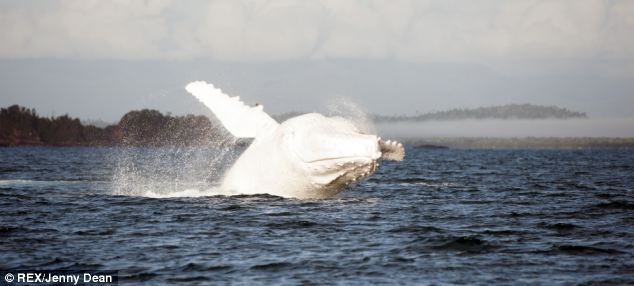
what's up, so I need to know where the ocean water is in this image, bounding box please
[1,146,633,285]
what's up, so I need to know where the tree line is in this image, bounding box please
[373,104,587,122]
[0,105,222,147]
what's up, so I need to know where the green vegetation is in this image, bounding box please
[0,105,219,147]
[117,109,221,147]
[0,105,117,146]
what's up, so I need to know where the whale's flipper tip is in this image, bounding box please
[185,80,279,139]
[380,139,405,161]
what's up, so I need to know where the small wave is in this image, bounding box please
[180,262,233,272]
[73,228,116,236]
[166,276,212,283]
[119,272,158,283]
[265,220,321,229]
[387,225,444,234]
[1,226,59,235]
[35,257,65,267]
[142,188,224,198]
[550,244,624,255]
[539,222,580,232]
[381,178,461,188]
[138,188,296,199]
[250,261,294,271]
[481,229,524,236]
[0,226,22,234]
[591,201,634,211]
[0,179,83,187]
[220,204,243,211]
[432,235,494,253]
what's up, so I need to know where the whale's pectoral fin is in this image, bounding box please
[186,81,279,138]
[379,139,405,161]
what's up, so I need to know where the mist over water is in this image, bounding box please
[377,118,634,138]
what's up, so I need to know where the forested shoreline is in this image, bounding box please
[0,105,222,147]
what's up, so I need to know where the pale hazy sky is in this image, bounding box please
[0,0,633,123]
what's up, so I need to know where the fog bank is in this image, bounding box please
[377,118,634,138]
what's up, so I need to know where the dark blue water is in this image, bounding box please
[1,147,633,285]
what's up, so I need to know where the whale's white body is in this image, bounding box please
[222,113,384,198]
[186,81,404,199]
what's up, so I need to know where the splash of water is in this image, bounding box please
[325,97,377,135]
[111,129,241,198]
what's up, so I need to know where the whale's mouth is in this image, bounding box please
[304,154,380,164]
[323,159,379,189]
[306,155,379,189]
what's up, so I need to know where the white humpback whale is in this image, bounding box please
[186,81,404,199]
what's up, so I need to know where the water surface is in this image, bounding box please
[1,147,633,285]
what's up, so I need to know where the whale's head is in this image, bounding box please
[280,113,382,195]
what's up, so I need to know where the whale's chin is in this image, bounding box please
[308,156,379,194]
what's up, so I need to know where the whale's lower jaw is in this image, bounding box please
[220,158,379,199]
[322,159,378,189]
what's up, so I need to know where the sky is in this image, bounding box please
[0,0,633,127]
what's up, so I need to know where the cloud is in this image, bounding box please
[197,0,327,60]
[0,0,173,58]
[0,0,633,65]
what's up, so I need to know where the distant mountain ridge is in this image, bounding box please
[274,104,587,123]
[373,104,587,122]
